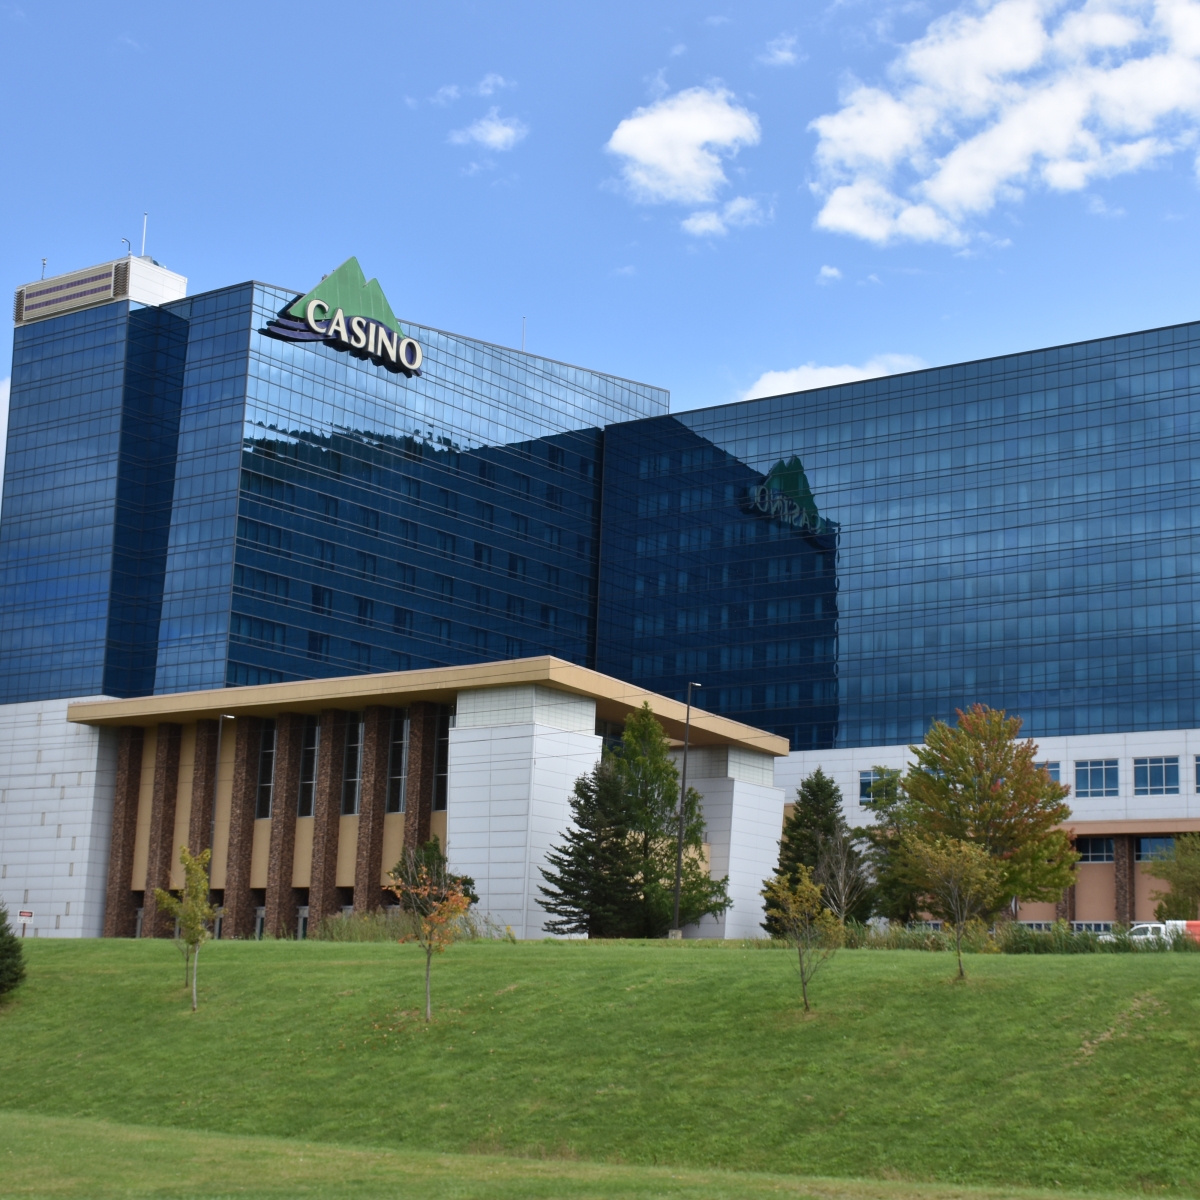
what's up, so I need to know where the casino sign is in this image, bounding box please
[264,257,422,372]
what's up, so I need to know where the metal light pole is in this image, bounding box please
[671,681,702,936]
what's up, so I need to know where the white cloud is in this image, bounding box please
[476,73,512,96]
[742,354,926,399]
[760,33,798,66]
[817,264,842,282]
[809,0,1200,245]
[606,86,761,204]
[670,43,687,57]
[0,378,9,516]
[431,84,460,106]
[705,15,730,26]
[681,195,767,236]
[449,108,529,152]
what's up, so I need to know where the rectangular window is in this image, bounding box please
[432,707,451,811]
[547,445,564,471]
[316,539,336,565]
[434,618,452,644]
[476,501,494,526]
[358,506,380,534]
[342,713,364,815]
[470,627,489,652]
[386,709,409,814]
[356,552,377,578]
[478,461,495,488]
[859,770,878,800]
[506,595,525,620]
[1136,836,1175,862]
[1075,759,1118,797]
[540,604,557,629]
[508,553,526,579]
[351,641,371,666]
[436,531,456,557]
[393,607,413,634]
[1135,756,1179,795]
[322,495,338,525]
[255,720,276,819]
[355,597,374,626]
[297,715,320,817]
[514,473,530,497]
[505,636,523,658]
[395,563,416,590]
[307,632,330,661]
[311,585,332,615]
[398,520,418,547]
[1035,761,1061,783]
[545,484,563,511]
[1076,836,1114,863]
[474,542,492,569]
[544,564,560,587]
[511,513,528,539]
[472,585,490,611]
[435,574,454,599]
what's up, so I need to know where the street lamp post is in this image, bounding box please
[670,681,702,937]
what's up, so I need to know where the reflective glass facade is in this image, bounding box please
[598,321,1200,747]
[0,281,665,702]
[4,275,1200,755]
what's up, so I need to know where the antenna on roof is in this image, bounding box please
[41,258,46,280]
[121,238,132,257]
[141,213,148,257]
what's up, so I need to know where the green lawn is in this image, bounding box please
[2,939,1199,1198]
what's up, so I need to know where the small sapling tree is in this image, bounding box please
[815,829,872,924]
[153,846,216,1011]
[0,905,26,999]
[388,845,472,1022]
[901,835,1001,979]
[762,865,843,1012]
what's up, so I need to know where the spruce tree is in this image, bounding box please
[778,767,847,880]
[539,757,642,936]
[0,905,26,999]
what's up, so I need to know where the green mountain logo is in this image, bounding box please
[765,457,819,523]
[746,456,835,535]
[286,257,405,337]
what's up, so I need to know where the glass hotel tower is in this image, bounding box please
[4,252,1200,935]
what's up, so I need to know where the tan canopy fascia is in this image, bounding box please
[67,655,789,757]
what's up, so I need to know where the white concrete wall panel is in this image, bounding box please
[455,686,595,734]
[445,723,601,939]
[0,697,117,937]
[778,729,1200,828]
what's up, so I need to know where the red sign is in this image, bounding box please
[17,910,33,922]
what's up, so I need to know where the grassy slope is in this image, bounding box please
[1,940,1199,1195]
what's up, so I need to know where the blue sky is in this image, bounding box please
[5,0,1200,425]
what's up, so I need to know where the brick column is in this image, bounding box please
[265,713,304,938]
[102,726,145,937]
[354,706,391,913]
[402,702,439,853]
[308,709,346,928]
[142,724,182,938]
[223,717,261,940]
[1114,834,1136,925]
[188,719,220,855]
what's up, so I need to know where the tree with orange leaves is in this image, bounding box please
[387,845,472,1022]
[900,704,1076,916]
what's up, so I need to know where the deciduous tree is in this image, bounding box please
[901,835,1001,979]
[761,866,843,1012]
[1145,833,1200,920]
[387,846,472,1021]
[858,766,923,924]
[153,846,216,1011]
[901,705,1075,912]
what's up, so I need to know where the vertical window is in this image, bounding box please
[307,632,330,661]
[393,607,413,634]
[311,585,332,614]
[255,720,276,819]
[1036,761,1061,783]
[859,770,878,800]
[355,597,374,625]
[1074,760,1118,797]
[386,709,409,814]
[297,715,320,817]
[1134,756,1179,795]
[432,707,452,812]
[342,712,364,815]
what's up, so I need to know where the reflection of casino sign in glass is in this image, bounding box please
[746,457,836,535]
[264,257,422,373]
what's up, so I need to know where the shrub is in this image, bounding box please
[0,905,27,998]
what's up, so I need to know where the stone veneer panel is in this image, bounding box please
[222,717,261,939]
[1114,833,1135,924]
[188,719,219,855]
[142,724,182,938]
[308,709,346,927]
[103,726,145,938]
[265,713,303,938]
[403,703,438,853]
[354,706,391,913]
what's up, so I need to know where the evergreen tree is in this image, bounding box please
[540,703,729,937]
[0,905,26,999]
[765,767,852,935]
[538,758,642,936]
